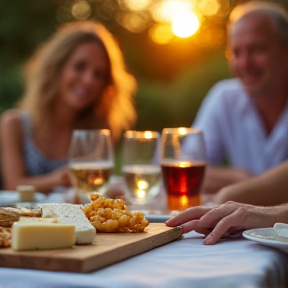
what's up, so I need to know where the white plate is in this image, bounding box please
[243,228,288,253]
[0,191,46,207]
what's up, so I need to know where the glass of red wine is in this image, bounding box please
[160,127,206,211]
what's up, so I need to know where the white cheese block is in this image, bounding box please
[273,223,288,237]
[19,217,58,223]
[41,203,96,244]
[12,222,75,251]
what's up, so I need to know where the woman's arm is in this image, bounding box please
[0,110,70,194]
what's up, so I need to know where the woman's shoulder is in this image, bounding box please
[0,109,23,131]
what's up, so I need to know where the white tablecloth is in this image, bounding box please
[1,231,288,288]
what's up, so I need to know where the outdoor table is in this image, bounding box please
[1,186,288,287]
[1,229,288,287]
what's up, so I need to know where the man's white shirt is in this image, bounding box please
[192,78,288,175]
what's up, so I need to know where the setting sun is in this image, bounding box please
[151,0,193,23]
[172,10,200,38]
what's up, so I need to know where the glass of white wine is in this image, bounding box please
[121,130,162,205]
[69,129,114,199]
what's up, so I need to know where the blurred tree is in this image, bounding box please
[0,0,287,126]
[1,0,287,175]
[135,51,230,132]
[0,0,58,112]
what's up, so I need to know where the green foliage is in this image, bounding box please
[0,0,58,111]
[0,66,23,113]
[135,51,230,132]
[1,0,284,129]
[0,0,285,177]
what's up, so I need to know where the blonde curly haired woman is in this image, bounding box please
[0,21,137,194]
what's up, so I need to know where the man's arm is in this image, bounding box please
[214,160,288,206]
[202,166,252,194]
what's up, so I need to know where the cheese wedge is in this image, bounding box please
[41,203,96,244]
[273,223,288,237]
[19,217,58,223]
[12,222,75,251]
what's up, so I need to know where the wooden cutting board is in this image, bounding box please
[0,223,182,273]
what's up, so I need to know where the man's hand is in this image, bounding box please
[165,201,282,245]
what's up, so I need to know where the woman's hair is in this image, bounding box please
[19,21,137,140]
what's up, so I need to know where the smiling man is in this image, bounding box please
[191,1,288,197]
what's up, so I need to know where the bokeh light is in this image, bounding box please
[116,12,148,33]
[136,189,146,199]
[197,0,219,16]
[57,0,230,46]
[172,11,200,38]
[148,24,174,44]
[178,127,188,135]
[151,0,193,23]
[180,195,188,205]
[123,0,152,11]
[137,180,149,190]
[115,0,228,44]
[71,0,91,20]
[144,131,153,139]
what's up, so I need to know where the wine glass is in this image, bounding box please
[121,130,162,205]
[160,127,206,211]
[68,129,114,200]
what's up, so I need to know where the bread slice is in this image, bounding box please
[0,207,41,227]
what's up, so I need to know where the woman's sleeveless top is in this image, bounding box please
[20,112,68,176]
